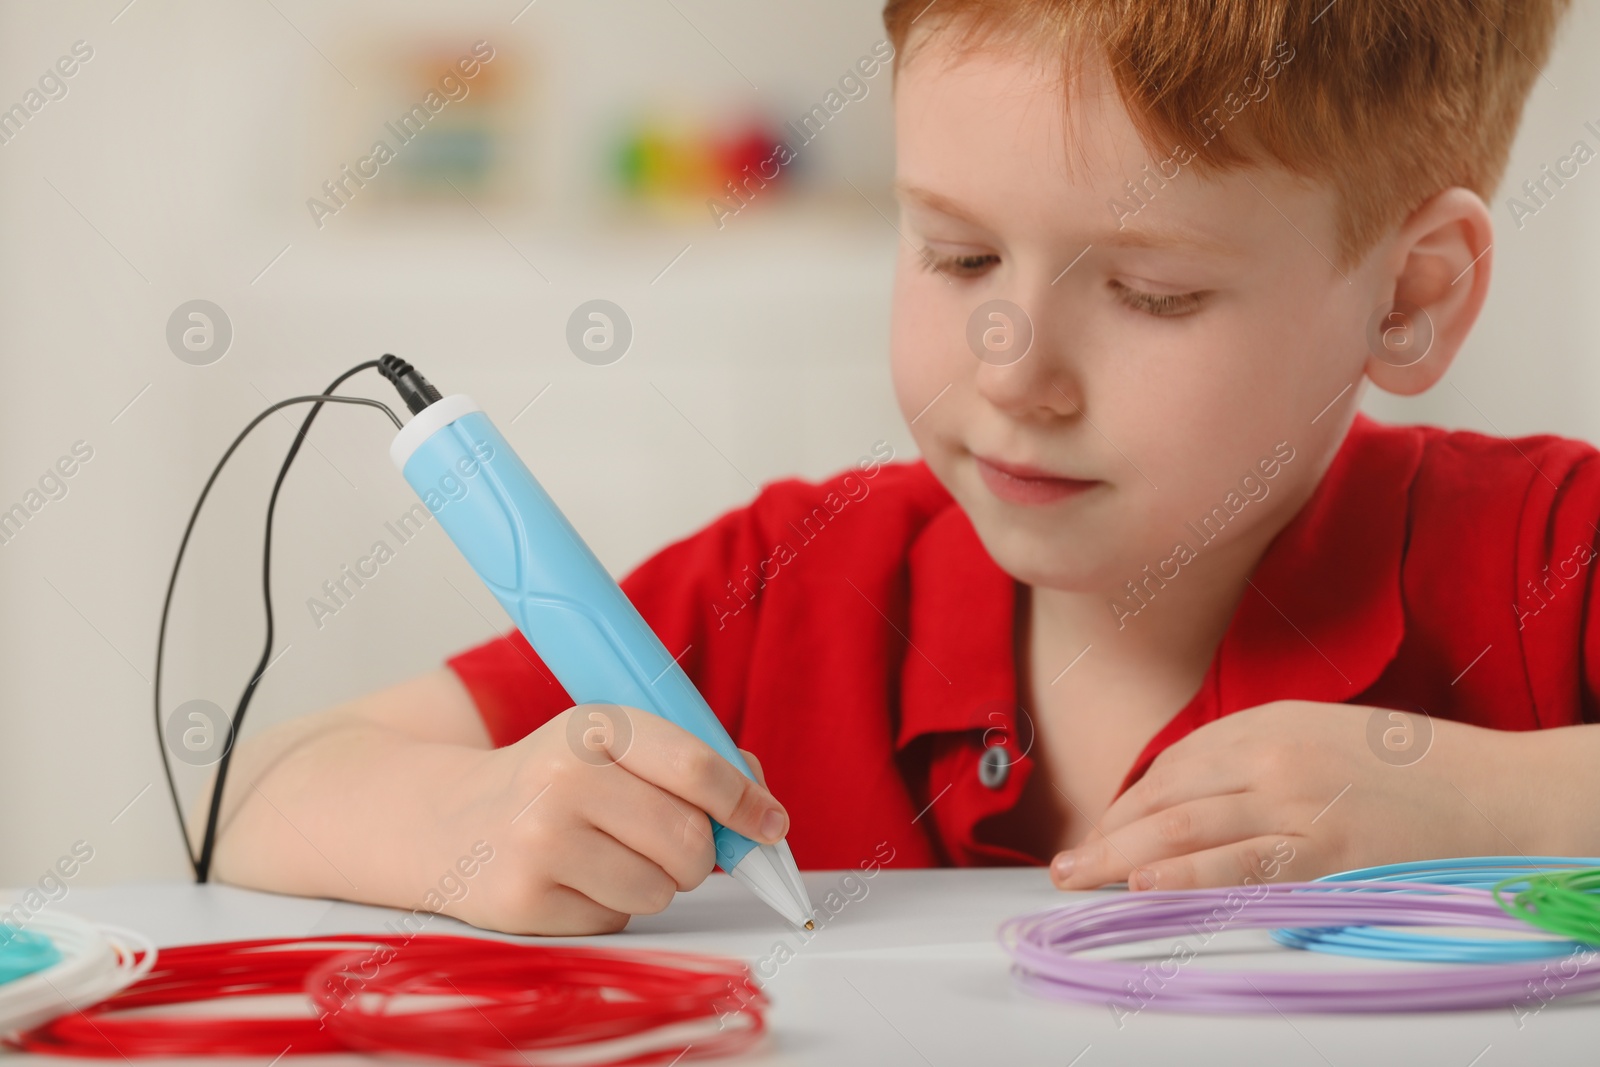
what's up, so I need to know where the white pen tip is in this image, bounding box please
[728,841,814,928]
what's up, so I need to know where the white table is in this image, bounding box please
[6,869,1598,1065]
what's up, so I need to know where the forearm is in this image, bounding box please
[1502,722,1600,857]
[200,706,493,912]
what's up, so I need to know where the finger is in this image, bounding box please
[740,749,767,789]
[1101,706,1305,835]
[1051,794,1273,890]
[582,765,716,891]
[1119,835,1304,893]
[580,704,788,844]
[516,884,631,936]
[1098,746,1251,837]
[556,827,680,917]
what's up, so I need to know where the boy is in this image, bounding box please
[205,0,1600,934]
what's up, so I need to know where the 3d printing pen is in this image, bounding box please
[383,362,815,929]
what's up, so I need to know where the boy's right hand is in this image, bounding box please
[456,703,790,935]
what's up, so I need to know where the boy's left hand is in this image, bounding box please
[1049,700,1533,892]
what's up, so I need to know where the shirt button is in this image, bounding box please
[977,744,1011,789]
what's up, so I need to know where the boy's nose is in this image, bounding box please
[968,298,1084,419]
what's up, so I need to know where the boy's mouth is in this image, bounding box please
[972,454,1099,506]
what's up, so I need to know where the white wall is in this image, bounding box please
[0,0,1596,888]
[0,0,904,886]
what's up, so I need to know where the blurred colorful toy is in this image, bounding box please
[613,113,795,213]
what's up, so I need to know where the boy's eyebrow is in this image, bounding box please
[892,180,987,226]
[1098,224,1242,257]
[893,179,1243,257]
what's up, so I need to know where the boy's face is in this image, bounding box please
[890,36,1384,594]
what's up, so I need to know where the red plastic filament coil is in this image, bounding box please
[11,932,767,1065]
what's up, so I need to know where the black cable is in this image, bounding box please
[377,353,443,415]
[155,364,401,882]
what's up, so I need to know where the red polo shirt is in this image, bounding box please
[445,414,1600,870]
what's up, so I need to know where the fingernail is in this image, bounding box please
[1051,853,1075,884]
[760,808,787,841]
[1131,869,1156,891]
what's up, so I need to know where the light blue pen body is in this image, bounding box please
[390,395,813,928]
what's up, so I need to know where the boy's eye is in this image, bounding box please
[917,247,999,277]
[913,250,1206,317]
[1111,280,1207,317]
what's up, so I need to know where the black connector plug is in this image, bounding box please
[377,354,443,415]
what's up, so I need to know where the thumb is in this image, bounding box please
[739,748,768,789]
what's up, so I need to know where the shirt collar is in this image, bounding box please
[896,483,1018,750]
[1216,414,1418,708]
[895,414,1421,751]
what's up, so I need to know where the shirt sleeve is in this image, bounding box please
[1513,438,1600,727]
[444,490,778,749]
[1570,459,1600,726]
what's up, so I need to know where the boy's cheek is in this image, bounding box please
[888,274,967,427]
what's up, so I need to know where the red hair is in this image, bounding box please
[882,0,1571,267]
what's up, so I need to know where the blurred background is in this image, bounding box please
[0,0,1596,888]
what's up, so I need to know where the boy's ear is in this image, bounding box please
[1363,187,1493,396]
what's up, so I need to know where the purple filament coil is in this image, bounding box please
[1000,881,1600,1013]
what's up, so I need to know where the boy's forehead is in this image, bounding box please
[895,35,1130,156]
[892,44,1151,192]
[892,41,1314,261]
